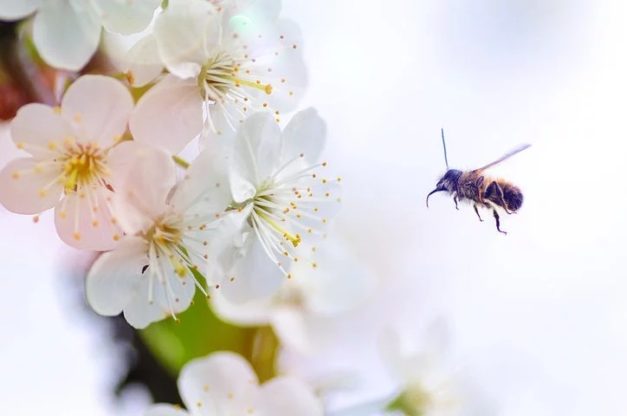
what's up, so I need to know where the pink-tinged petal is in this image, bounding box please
[86,236,147,316]
[0,157,63,214]
[123,261,195,329]
[230,112,281,202]
[178,352,258,413]
[61,75,134,147]
[94,0,160,35]
[130,75,203,154]
[106,140,159,190]
[281,108,326,165]
[170,144,232,216]
[110,144,176,235]
[124,34,164,87]
[217,229,285,303]
[0,0,41,20]
[33,0,101,70]
[153,0,215,79]
[144,404,189,416]
[259,377,323,416]
[10,103,73,158]
[54,188,122,251]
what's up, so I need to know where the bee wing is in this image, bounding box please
[473,144,531,172]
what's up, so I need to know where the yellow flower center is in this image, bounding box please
[61,141,107,192]
[146,217,188,277]
[199,52,272,102]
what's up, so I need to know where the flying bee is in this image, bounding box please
[426,129,530,234]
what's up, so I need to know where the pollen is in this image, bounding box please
[73,232,81,241]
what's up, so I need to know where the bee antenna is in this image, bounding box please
[440,128,450,170]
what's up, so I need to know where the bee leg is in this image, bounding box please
[453,194,460,210]
[492,182,512,214]
[473,204,483,221]
[492,208,507,234]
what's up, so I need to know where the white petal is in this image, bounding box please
[178,352,258,413]
[61,75,134,147]
[33,0,101,70]
[54,188,123,251]
[170,143,232,215]
[144,404,189,416]
[224,18,306,112]
[153,0,215,79]
[0,157,62,214]
[259,377,323,416]
[217,227,286,303]
[86,236,147,316]
[94,0,160,35]
[296,238,375,316]
[123,262,196,329]
[110,144,176,235]
[124,34,164,87]
[0,0,41,20]
[130,75,203,154]
[269,306,310,353]
[10,103,73,158]
[263,19,307,112]
[281,108,326,164]
[230,112,281,202]
[210,291,274,326]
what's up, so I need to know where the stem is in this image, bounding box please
[172,155,190,169]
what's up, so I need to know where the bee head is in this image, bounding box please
[426,169,461,207]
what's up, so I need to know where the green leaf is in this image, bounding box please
[140,278,280,383]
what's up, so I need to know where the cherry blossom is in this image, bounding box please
[0,75,139,250]
[207,108,341,303]
[86,144,231,328]
[144,351,323,416]
[211,236,375,353]
[128,0,306,153]
[0,0,160,71]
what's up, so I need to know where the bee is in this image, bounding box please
[426,129,530,234]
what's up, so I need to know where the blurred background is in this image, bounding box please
[3,0,627,414]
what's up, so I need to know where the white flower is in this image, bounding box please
[128,0,306,153]
[0,0,160,70]
[0,75,140,250]
[380,328,462,416]
[145,351,323,416]
[208,108,341,303]
[211,235,374,353]
[86,144,231,328]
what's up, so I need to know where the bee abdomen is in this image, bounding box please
[484,181,524,212]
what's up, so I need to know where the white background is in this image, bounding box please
[2,0,627,414]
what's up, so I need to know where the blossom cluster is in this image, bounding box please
[0,1,475,415]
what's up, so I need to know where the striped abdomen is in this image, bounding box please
[484,180,523,212]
